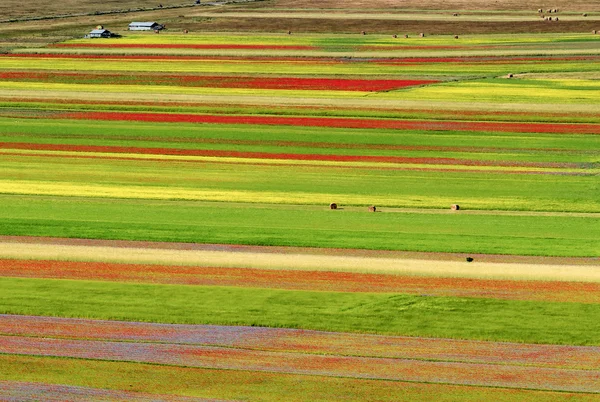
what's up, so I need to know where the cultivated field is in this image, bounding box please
[0,0,599,400]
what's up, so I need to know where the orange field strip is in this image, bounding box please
[1,259,599,303]
[3,315,599,371]
[1,319,599,392]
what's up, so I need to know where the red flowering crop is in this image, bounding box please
[54,111,600,134]
[0,71,438,91]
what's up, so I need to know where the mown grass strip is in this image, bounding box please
[0,196,598,256]
[1,277,600,345]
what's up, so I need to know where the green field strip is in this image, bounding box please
[0,196,597,256]
[2,100,600,123]
[0,118,596,161]
[2,277,600,345]
[2,356,595,402]
[4,55,600,77]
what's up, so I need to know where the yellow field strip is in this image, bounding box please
[0,241,598,282]
[2,180,597,212]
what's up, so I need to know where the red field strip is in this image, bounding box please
[1,260,598,303]
[3,315,600,371]
[0,71,438,91]
[0,381,211,402]
[1,334,598,392]
[52,43,319,50]
[53,111,600,134]
[0,141,581,169]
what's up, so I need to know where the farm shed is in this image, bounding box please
[129,22,164,31]
[86,29,114,38]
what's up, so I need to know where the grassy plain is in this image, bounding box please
[1,4,600,398]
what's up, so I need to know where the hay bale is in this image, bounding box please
[453,13,459,16]
[368,205,377,212]
[538,8,543,13]
[454,35,459,39]
[288,30,292,35]
[183,29,189,34]
[329,203,338,210]
[451,204,460,211]
[404,34,409,38]
[393,34,398,38]
[507,73,514,78]
[361,30,367,35]
[583,13,588,17]
[593,30,597,34]
[555,17,559,21]
[419,32,425,37]
[466,257,474,262]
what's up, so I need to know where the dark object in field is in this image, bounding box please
[466,257,474,262]
[393,34,397,38]
[361,31,367,35]
[451,204,460,211]
[507,73,514,78]
[594,30,597,34]
[288,30,292,34]
[454,35,459,39]
[330,203,338,210]
[453,13,459,17]
[554,17,559,21]
[183,29,189,34]
[404,34,409,38]
[368,205,376,212]
[583,13,588,17]
[538,8,543,13]
[419,32,425,37]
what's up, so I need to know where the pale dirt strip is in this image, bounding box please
[187,11,600,22]
[3,315,599,371]
[1,335,599,392]
[0,381,224,402]
[0,237,598,282]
